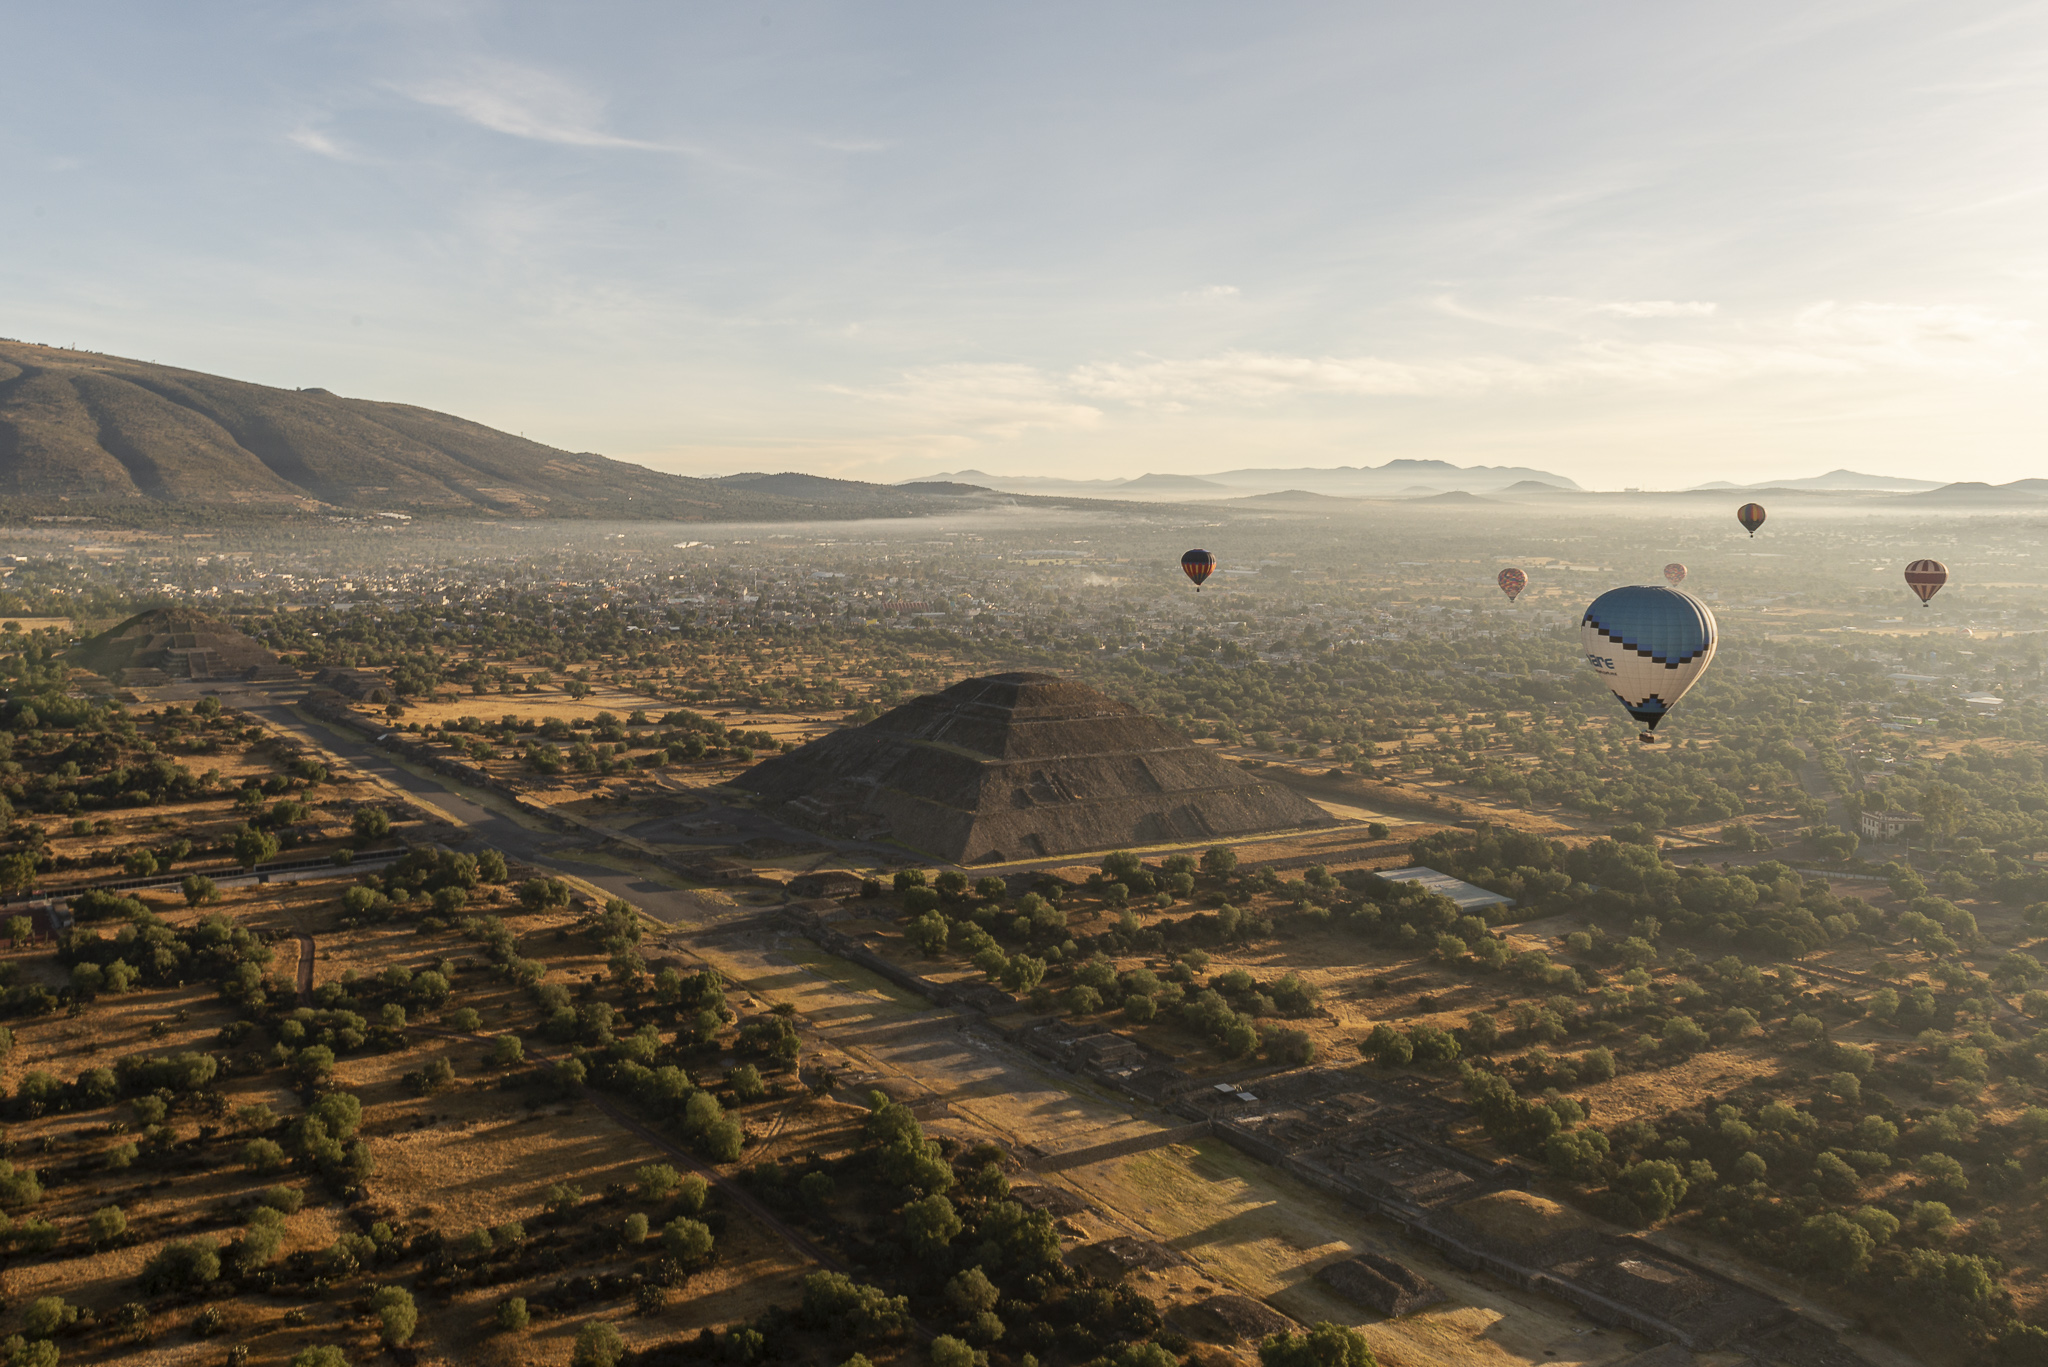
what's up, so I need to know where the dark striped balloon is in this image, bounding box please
[1905,559,1948,606]
[1736,503,1766,537]
[1181,549,1216,591]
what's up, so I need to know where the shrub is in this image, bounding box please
[662,1216,714,1263]
[572,1322,627,1367]
[637,1163,683,1202]
[496,1297,529,1333]
[930,1337,978,1367]
[372,1286,418,1345]
[799,1271,913,1341]
[290,1350,350,1367]
[22,1296,72,1338]
[87,1204,127,1245]
[139,1238,221,1294]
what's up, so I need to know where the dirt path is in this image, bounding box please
[295,933,315,1007]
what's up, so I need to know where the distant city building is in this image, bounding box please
[1860,809,1918,842]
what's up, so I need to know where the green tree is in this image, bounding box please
[1798,1212,1875,1276]
[180,874,218,907]
[231,824,280,869]
[351,806,392,844]
[1612,1159,1689,1224]
[1259,1322,1377,1367]
[496,1297,530,1332]
[903,1193,963,1258]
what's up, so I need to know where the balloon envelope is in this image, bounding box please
[1581,586,1718,735]
[1737,503,1766,536]
[1497,567,1527,602]
[1664,563,1687,585]
[1180,549,1216,590]
[1905,559,1948,606]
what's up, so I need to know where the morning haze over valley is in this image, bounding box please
[2,8,2047,1367]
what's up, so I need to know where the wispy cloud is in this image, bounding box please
[845,302,2037,439]
[287,127,358,161]
[1181,284,1240,302]
[815,137,892,153]
[398,59,681,151]
[1595,299,1719,318]
[832,364,1104,440]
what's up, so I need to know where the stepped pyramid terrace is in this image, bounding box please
[736,671,1332,863]
[64,608,297,687]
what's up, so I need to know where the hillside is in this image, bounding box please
[0,341,983,522]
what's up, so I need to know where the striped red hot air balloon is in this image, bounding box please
[1736,503,1766,537]
[1664,563,1687,585]
[1181,549,1216,591]
[1905,559,1948,607]
[1498,567,1527,602]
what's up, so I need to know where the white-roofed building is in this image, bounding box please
[1375,867,1514,915]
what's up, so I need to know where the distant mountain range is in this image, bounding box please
[8,341,2033,520]
[1689,469,1944,492]
[908,459,1582,498]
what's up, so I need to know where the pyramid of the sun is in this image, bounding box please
[66,608,297,687]
[735,671,1333,863]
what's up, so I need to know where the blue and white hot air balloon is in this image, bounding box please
[1580,585,1718,743]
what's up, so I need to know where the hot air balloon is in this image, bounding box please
[1664,563,1687,585]
[1581,585,1718,743]
[1736,503,1766,537]
[1498,567,1528,603]
[1180,549,1216,592]
[1904,559,1948,607]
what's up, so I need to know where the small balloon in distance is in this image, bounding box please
[1180,549,1216,591]
[1664,563,1687,585]
[1497,567,1527,602]
[1904,559,1947,607]
[1737,503,1766,537]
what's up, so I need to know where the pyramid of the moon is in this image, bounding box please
[66,608,297,687]
[735,672,1334,863]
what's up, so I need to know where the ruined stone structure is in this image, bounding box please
[1314,1251,1444,1316]
[1182,1069,1823,1356]
[735,671,1332,862]
[309,666,393,703]
[66,608,297,687]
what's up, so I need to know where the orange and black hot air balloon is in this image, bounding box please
[1905,559,1948,607]
[1736,503,1766,537]
[1181,549,1216,592]
[1497,567,1527,602]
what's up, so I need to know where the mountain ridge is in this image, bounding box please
[0,341,1045,523]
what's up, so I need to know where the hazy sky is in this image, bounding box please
[6,3,2047,488]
